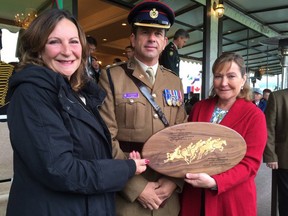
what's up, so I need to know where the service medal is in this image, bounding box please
[171,90,176,106]
[177,90,183,106]
[164,89,172,106]
[173,90,181,106]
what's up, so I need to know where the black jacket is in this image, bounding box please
[7,65,136,216]
[159,42,180,76]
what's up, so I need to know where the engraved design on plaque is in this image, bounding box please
[164,137,227,164]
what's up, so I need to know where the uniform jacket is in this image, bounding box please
[99,59,187,216]
[159,42,180,76]
[252,98,267,112]
[181,97,267,216]
[6,65,136,216]
[263,89,288,169]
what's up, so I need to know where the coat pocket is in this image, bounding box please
[115,95,146,129]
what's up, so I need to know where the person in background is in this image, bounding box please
[98,1,187,216]
[252,87,267,112]
[91,53,102,83]
[184,92,199,114]
[113,58,123,64]
[86,35,97,54]
[86,35,97,79]
[181,52,267,216]
[6,9,147,216]
[263,88,271,101]
[159,28,190,76]
[263,88,288,216]
[125,45,135,60]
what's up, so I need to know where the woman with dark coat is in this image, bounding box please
[6,9,147,216]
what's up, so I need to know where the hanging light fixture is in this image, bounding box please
[259,66,269,74]
[14,9,38,29]
[213,0,225,18]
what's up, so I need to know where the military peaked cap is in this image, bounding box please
[128,0,175,29]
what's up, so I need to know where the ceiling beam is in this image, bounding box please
[175,3,201,17]
[0,18,14,26]
[192,0,281,38]
[224,4,280,38]
[266,20,288,25]
[248,6,288,14]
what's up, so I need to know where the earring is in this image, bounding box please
[241,86,243,90]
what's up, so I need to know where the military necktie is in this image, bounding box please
[146,67,155,84]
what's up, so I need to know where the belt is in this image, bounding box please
[119,141,144,153]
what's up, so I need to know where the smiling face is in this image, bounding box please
[130,27,167,65]
[41,18,82,79]
[213,61,247,105]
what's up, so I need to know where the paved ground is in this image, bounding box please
[256,162,275,216]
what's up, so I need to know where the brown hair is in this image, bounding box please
[209,52,251,101]
[263,88,272,94]
[17,9,87,92]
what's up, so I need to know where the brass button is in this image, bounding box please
[129,99,134,104]
[153,113,159,119]
[152,93,157,98]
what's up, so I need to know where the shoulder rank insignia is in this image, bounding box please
[105,61,125,70]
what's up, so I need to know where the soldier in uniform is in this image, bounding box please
[159,29,190,76]
[98,0,187,216]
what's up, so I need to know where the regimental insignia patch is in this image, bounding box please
[150,8,158,19]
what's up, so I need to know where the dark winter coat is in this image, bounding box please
[6,65,136,216]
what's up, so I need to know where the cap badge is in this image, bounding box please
[149,8,159,19]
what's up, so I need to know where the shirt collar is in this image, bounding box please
[134,57,158,76]
[172,41,178,50]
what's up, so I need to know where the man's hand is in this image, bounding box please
[137,182,161,210]
[266,162,278,169]
[155,178,177,206]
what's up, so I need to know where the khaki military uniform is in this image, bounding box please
[99,59,187,216]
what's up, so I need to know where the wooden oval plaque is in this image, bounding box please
[142,122,246,178]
